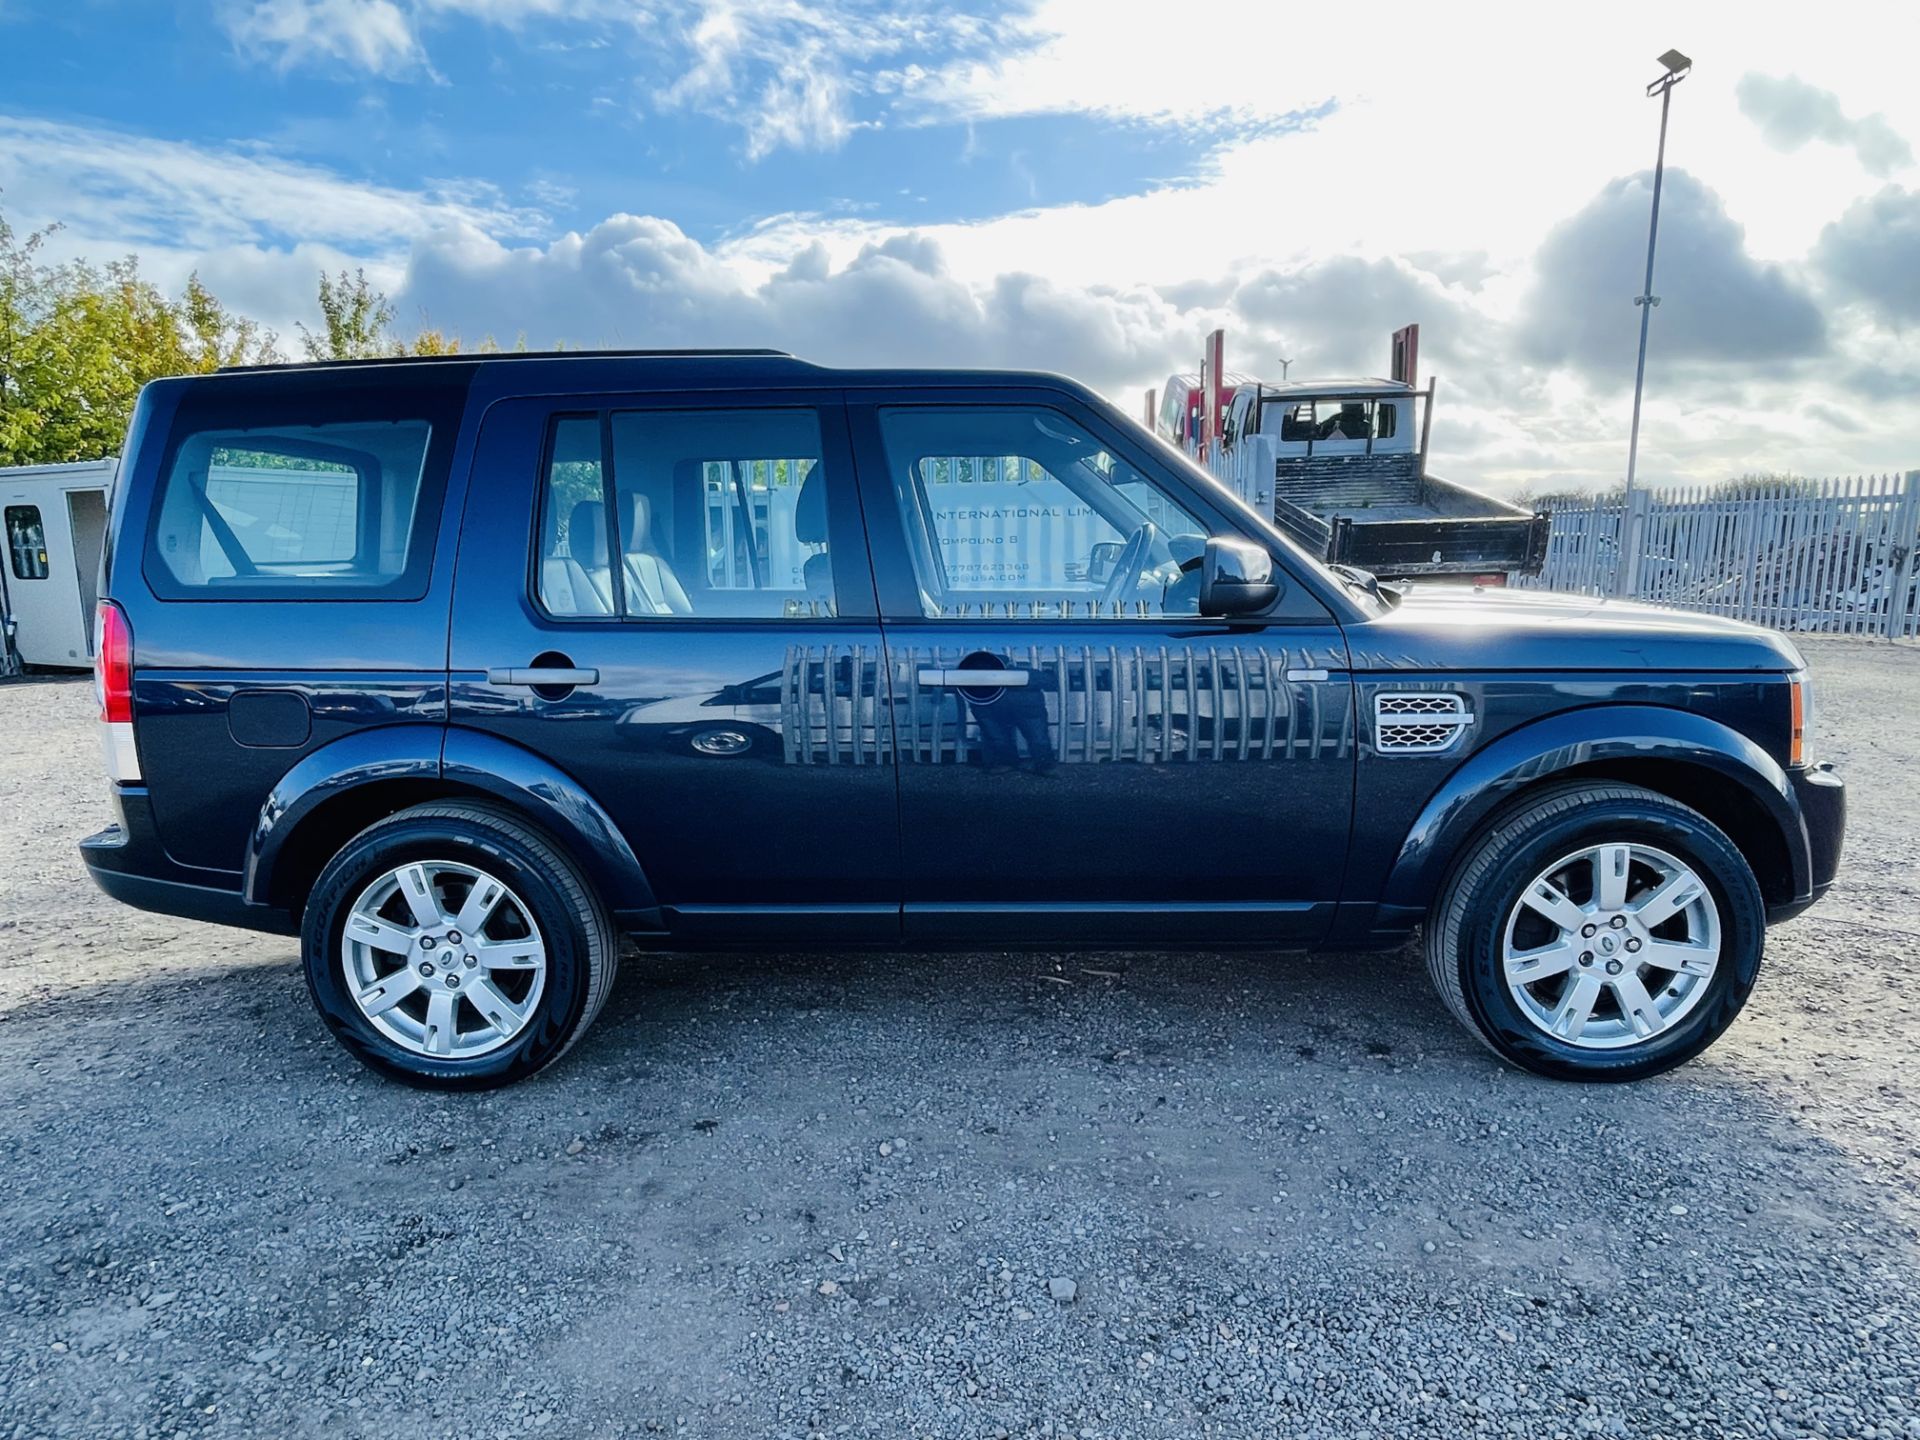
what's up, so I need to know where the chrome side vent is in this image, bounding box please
[1374,692,1473,753]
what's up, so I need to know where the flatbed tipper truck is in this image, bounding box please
[1202,376,1549,583]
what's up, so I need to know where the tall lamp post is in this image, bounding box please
[1620,47,1691,594]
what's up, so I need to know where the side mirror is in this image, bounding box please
[1199,536,1279,617]
[1085,540,1122,584]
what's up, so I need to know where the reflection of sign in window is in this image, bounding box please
[921,459,1104,589]
[5,505,49,580]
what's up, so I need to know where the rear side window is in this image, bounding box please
[535,408,836,620]
[5,506,48,580]
[147,419,434,596]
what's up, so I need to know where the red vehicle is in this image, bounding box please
[1155,369,1256,458]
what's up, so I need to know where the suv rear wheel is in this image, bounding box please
[301,802,618,1089]
[1426,782,1764,1081]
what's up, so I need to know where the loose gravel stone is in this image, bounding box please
[2,642,1918,1440]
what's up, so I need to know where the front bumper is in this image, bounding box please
[1772,762,1845,924]
[80,785,297,936]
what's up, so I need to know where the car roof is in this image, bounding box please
[184,351,1125,410]
[216,348,795,374]
[211,349,1085,391]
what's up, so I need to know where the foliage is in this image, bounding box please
[1517,473,1822,509]
[300,266,522,361]
[0,203,281,466]
[1514,481,1626,508]
[0,199,532,467]
[299,269,395,361]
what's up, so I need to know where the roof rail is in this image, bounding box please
[217,347,795,374]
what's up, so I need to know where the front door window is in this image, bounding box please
[874,406,1210,619]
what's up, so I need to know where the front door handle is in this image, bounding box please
[917,669,1029,687]
[488,666,600,687]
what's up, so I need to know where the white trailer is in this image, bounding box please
[2,459,116,672]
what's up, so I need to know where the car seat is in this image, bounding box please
[795,464,831,609]
[623,492,693,616]
[542,500,615,614]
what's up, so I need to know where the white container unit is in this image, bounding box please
[2,459,117,671]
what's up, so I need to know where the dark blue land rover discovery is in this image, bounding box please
[79,350,1845,1089]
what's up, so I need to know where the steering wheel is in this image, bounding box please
[1098,521,1159,612]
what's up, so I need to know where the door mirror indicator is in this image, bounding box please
[1199,537,1279,617]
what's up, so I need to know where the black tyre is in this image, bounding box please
[301,801,618,1089]
[1426,782,1765,1081]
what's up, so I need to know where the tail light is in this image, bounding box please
[96,601,132,723]
[95,601,140,781]
[1471,573,1509,588]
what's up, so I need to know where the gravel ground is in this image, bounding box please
[2,638,1918,1440]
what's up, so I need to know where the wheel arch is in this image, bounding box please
[1381,705,1809,917]
[245,725,660,928]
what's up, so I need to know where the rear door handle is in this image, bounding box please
[488,666,600,687]
[917,669,1029,687]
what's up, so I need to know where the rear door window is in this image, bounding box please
[147,418,435,597]
[535,407,837,620]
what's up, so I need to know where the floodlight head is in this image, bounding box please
[1658,49,1691,75]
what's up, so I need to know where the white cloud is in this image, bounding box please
[396,215,1197,394]
[1737,73,1913,178]
[0,115,548,332]
[1520,170,1826,376]
[20,0,1920,492]
[226,0,424,76]
[1816,186,1920,326]
[0,116,545,253]
[220,0,1006,160]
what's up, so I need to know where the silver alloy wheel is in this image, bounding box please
[1501,842,1721,1050]
[341,860,547,1060]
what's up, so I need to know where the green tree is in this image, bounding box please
[300,267,396,360]
[0,205,282,466]
[0,199,553,466]
[298,269,519,359]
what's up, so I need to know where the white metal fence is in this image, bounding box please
[1518,473,1920,639]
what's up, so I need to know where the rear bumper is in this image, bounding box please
[80,785,296,936]
[1770,762,1846,924]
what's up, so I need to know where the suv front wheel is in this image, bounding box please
[1426,782,1765,1081]
[301,802,618,1089]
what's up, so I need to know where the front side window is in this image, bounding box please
[876,406,1211,619]
[536,408,834,619]
[5,506,48,580]
[148,420,432,593]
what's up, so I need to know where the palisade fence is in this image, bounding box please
[1517,472,1920,639]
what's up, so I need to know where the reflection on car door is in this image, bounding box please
[847,389,1357,947]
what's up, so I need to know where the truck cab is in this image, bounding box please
[1155,369,1257,457]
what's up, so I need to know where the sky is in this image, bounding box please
[1,0,1917,494]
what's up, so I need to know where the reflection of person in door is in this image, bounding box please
[970,684,1056,773]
